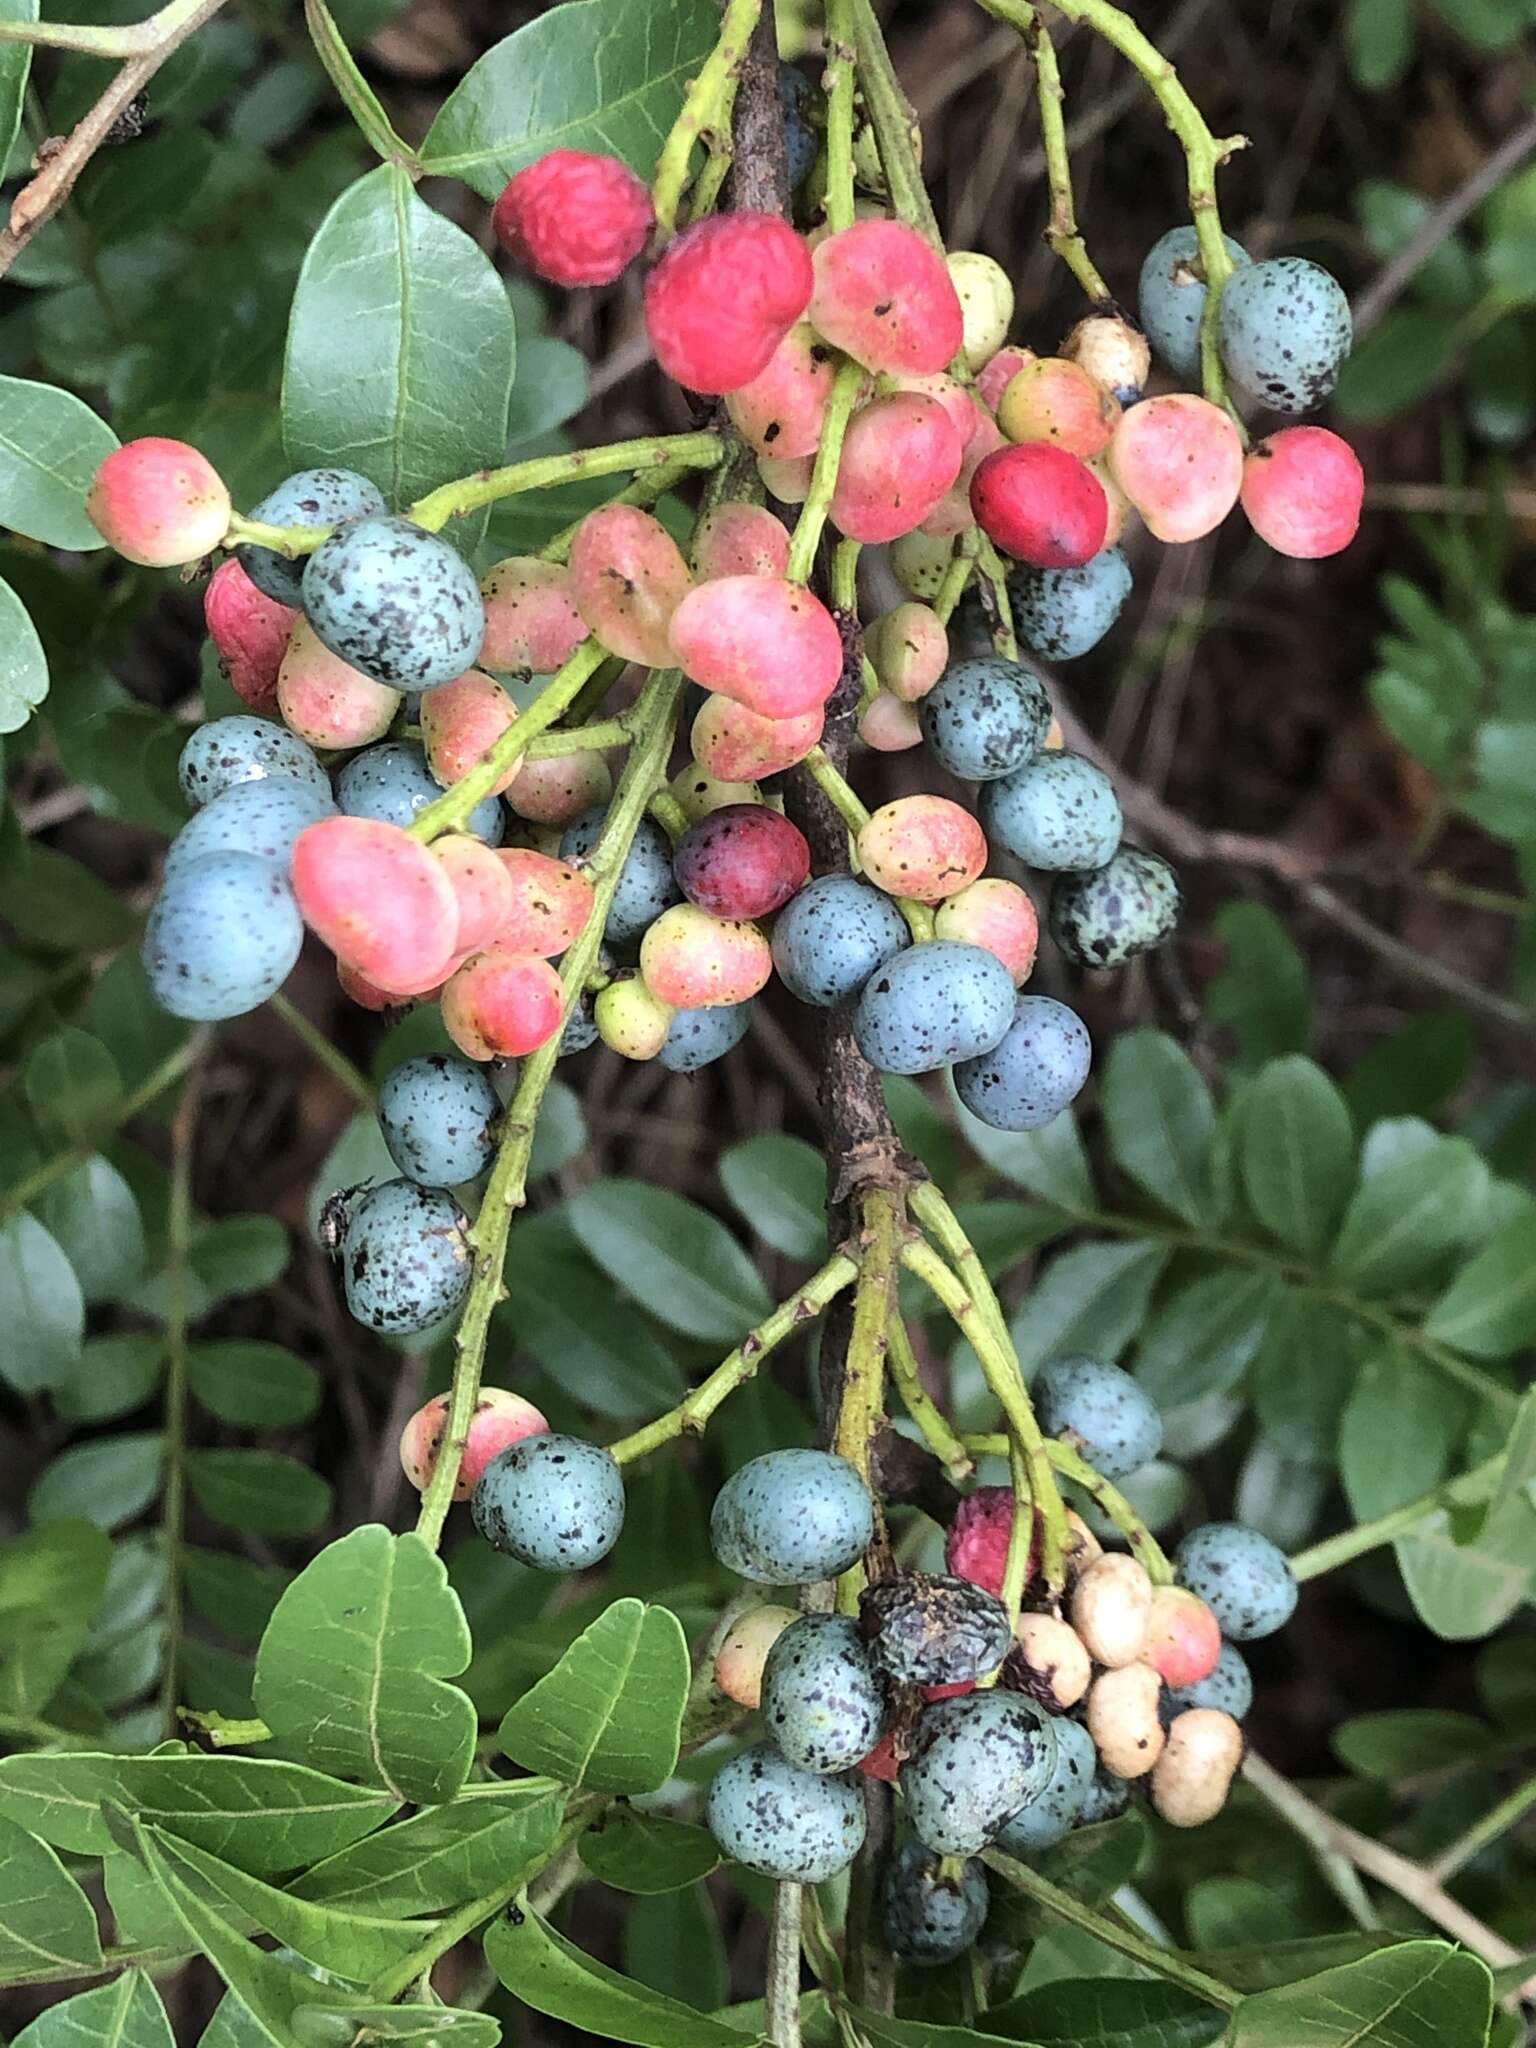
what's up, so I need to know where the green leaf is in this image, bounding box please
[1133,1271,1282,1407]
[12,1970,172,2048]
[0,1813,103,1976]
[622,1886,728,2012]
[485,1905,752,2048]
[529,1078,588,1179]
[254,1526,476,1805]
[719,1135,826,1260]
[987,1977,1226,2046]
[1343,1013,1474,1126]
[0,1751,395,1870]
[1339,1344,1467,1522]
[580,1807,719,1894]
[0,1520,111,1715]
[1227,1938,1491,2048]
[1249,1298,1354,1467]
[1329,1134,1487,1295]
[0,376,118,552]
[1333,1709,1490,1781]
[498,1598,688,1795]
[421,0,719,199]
[282,164,516,510]
[1008,1241,1168,1376]
[1424,1212,1536,1357]
[183,1549,290,1645]
[294,1780,565,1915]
[1345,0,1415,90]
[948,1074,1093,1210]
[0,0,37,174]
[1205,901,1311,1067]
[1101,1032,1225,1227]
[24,1029,123,1148]
[0,1211,84,1391]
[34,1157,146,1304]
[567,1181,771,1342]
[501,1216,683,1419]
[1334,309,1456,422]
[188,1341,321,1428]
[1239,1057,1355,1256]
[185,1449,331,1537]
[30,1433,163,1531]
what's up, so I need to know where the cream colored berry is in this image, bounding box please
[1070,1552,1152,1668]
[947,251,1015,370]
[1150,1706,1243,1826]
[1087,1661,1165,1779]
[714,1604,799,1709]
[1014,1612,1091,1709]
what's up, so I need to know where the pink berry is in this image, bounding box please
[494,847,596,956]
[420,670,521,795]
[693,502,792,581]
[1087,453,1134,547]
[492,149,654,288]
[970,442,1108,568]
[829,392,964,544]
[442,946,564,1059]
[998,356,1120,459]
[568,505,692,668]
[277,618,401,749]
[808,220,964,375]
[934,877,1038,983]
[204,558,294,713]
[669,576,843,718]
[922,400,1004,537]
[337,957,409,1011]
[400,1387,550,1498]
[945,1485,1038,1599]
[434,834,515,955]
[757,453,815,504]
[1108,394,1243,544]
[856,794,988,903]
[639,903,773,1008]
[881,371,977,448]
[645,213,814,394]
[1239,425,1363,559]
[724,321,838,458]
[87,437,230,566]
[674,804,810,919]
[595,974,674,1060]
[976,344,1036,413]
[867,602,949,702]
[1143,1586,1223,1689]
[505,750,613,825]
[479,557,587,674]
[291,816,459,990]
[859,689,923,751]
[691,694,823,781]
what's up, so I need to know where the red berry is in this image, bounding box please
[420,670,521,795]
[1240,425,1363,559]
[934,877,1039,984]
[291,816,459,991]
[639,903,772,1009]
[945,1485,1038,1598]
[1143,1586,1223,1689]
[204,558,295,713]
[442,946,564,1059]
[808,220,964,375]
[867,602,949,702]
[970,442,1108,568]
[691,694,823,781]
[674,804,810,919]
[569,504,693,668]
[858,689,923,752]
[645,213,814,394]
[492,149,654,288]
[693,502,792,581]
[669,575,843,718]
[400,1388,550,1499]
[724,321,838,458]
[480,557,587,674]
[87,436,230,566]
[923,399,1004,537]
[277,618,400,748]
[829,392,964,544]
[1108,394,1242,544]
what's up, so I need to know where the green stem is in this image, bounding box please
[787,359,864,581]
[0,0,209,54]
[1017,6,1111,300]
[973,534,1019,660]
[966,1432,1171,1581]
[650,0,763,232]
[833,1189,902,1611]
[268,992,373,1105]
[932,549,975,627]
[887,1314,973,1482]
[302,0,410,163]
[823,0,857,235]
[1429,1774,1536,1882]
[649,790,690,841]
[158,1060,203,1737]
[846,0,942,245]
[542,462,700,565]
[1288,1446,1507,1581]
[802,744,870,832]
[524,716,631,759]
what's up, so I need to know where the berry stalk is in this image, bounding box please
[650,0,764,234]
[887,1313,974,1483]
[831,1187,903,1612]
[1017,6,1112,303]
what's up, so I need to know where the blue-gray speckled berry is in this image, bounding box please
[337,741,503,845]
[706,1742,866,1881]
[982,751,1122,872]
[143,850,303,1021]
[471,1432,625,1571]
[901,1692,1059,1855]
[1049,847,1180,969]
[163,773,335,881]
[179,716,329,810]
[378,1054,500,1187]
[918,657,1052,783]
[994,1714,1096,1853]
[1167,1642,1253,1721]
[341,1178,471,1336]
[1036,1354,1163,1480]
[771,874,909,1008]
[860,1574,1011,1689]
[1076,1766,1131,1825]
[779,64,817,191]
[1175,1522,1297,1641]
[883,1840,988,1964]
[1010,549,1132,662]
[1217,256,1352,415]
[302,515,485,692]
[853,939,1015,1076]
[659,1000,752,1073]
[238,467,388,606]
[761,1614,886,1774]
[560,806,679,947]
[954,993,1091,1133]
[560,992,599,1054]
[1138,226,1251,382]
[711,1448,874,1586]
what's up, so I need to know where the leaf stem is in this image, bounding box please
[786,360,865,582]
[845,0,942,245]
[158,1056,204,1737]
[887,1314,973,1482]
[0,0,209,56]
[650,0,763,233]
[302,0,411,164]
[268,992,373,1105]
[1287,1445,1508,1581]
[823,0,858,236]
[1429,1773,1536,1882]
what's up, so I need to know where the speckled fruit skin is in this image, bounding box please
[594,974,674,1060]
[493,848,595,957]
[971,443,1108,569]
[143,851,302,1021]
[711,1448,874,1585]
[276,617,402,750]
[420,671,520,795]
[239,467,387,605]
[706,1743,866,1882]
[442,947,564,1060]
[918,656,1052,783]
[1218,255,1352,414]
[645,213,814,394]
[1240,426,1363,558]
[854,940,1015,1076]
[779,62,816,187]
[179,715,329,810]
[724,321,838,459]
[883,1840,989,1964]
[1175,1522,1297,1641]
[714,1604,798,1708]
[691,695,822,781]
[945,1486,1037,1599]
[560,806,679,946]
[947,249,1014,370]
[809,220,964,375]
[1009,547,1132,661]
[668,576,843,719]
[829,393,964,544]
[436,835,513,954]
[639,903,772,1010]
[982,750,1122,872]
[1144,1587,1223,1688]
[1050,846,1181,969]
[1087,453,1134,547]
[868,602,949,702]
[87,437,230,566]
[1038,1354,1163,1479]
[399,1387,549,1499]
[471,1432,625,1570]
[479,557,587,674]
[658,999,752,1072]
[860,691,923,751]
[761,1614,887,1774]
[994,1714,1096,1852]
[880,370,976,449]
[1078,1767,1132,1824]
[693,501,793,581]
[338,742,503,845]
[342,1179,471,1335]
[163,774,335,883]
[204,559,295,713]
[901,1692,1058,1855]
[1071,1553,1153,1670]
[889,529,953,599]
[1168,1641,1253,1720]
[378,1053,501,1186]
[861,1574,1011,1688]
[1137,226,1251,382]
[954,992,1092,1133]
[291,815,460,992]
[670,762,763,822]
[771,874,909,1008]
[1108,393,1243,545]
[998,356,1120,460]
[559,992,599,1054]
[302,516,485,693]
[1062,313,1152,405]
[568,505,693,669]
[674,804,809,919]
[933,878,1039,985]
[1151,1706,1243,1827]
[492,148,654,287]
[506,750,612,827]
[857,795,989,903]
